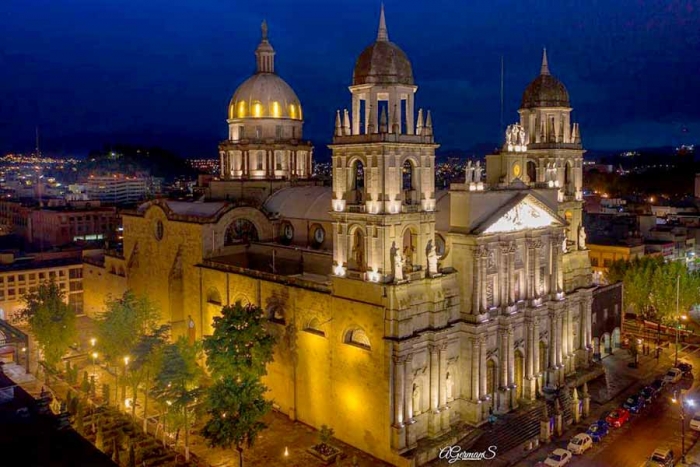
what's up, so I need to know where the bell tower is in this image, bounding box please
[330,6,439,283]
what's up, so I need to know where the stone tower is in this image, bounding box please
[330,5,438,282]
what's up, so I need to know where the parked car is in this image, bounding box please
[640,386,656,403]
[678,362,693,377]
[664,368,683,384]
[544,448,573,467]
[651,379,665,394]
[623,394,645,414]
[644,447,674,467]
[690,412,700,432]
[567,433,593,455]
[586,420,609,442]
[605,408,630,428]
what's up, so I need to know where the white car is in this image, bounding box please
[690,412,700,432]
[664,368,682,384]
[567,433,593,455]
[544,448,573,466]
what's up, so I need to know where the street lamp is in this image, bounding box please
[91,352,98,380]
[672,390,691,463]
[122,356,130,402]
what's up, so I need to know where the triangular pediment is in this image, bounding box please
[479,194,563,235]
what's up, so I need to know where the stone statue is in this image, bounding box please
[519,126,527,146]
[578,226,587,249]
[505,125,514,146]
[427,240,438,275]
[412,383,421,414]
[403,244,414,270]
[465,160,474,183]
[474,160,483,182]
[394,249,405,282]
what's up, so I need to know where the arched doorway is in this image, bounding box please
[350,159,365,204]
[612,328,621,349]
[486,359,497,400]
[514,350,524,400]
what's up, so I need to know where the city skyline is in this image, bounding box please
[2,0,699,157]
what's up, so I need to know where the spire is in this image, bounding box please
[377,4,389,42]
[425,110,433,136]
[255,20,276,73]
[416,109,424,135]
[379,106,388,133]
[540,48,550,75]
[391,104,400,134]
[335,110,342,136]
[367,103,376,134]
[343,109,351,135]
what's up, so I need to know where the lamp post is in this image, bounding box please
[122,356,130,405]
[672,390,693,463]
[91,352,98,380]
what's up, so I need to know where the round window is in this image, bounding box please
[154,220,164,241]
[312,226,325,248]
[280,222,294,245]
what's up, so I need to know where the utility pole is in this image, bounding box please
[675,274,680,367]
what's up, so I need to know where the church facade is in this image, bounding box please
[84,8,595,466]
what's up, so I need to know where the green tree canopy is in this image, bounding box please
[96,291,160,365]
[21,281,77,369]
[201,302,276,467]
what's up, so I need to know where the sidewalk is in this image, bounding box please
[500,349,675,466]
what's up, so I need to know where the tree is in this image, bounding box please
[649,261,700,325]
[126,325,169,430]
[96,291,160,366]
[153,337,206,461]
[201,302,277,467]
[200,377,270,467]
[21,281,77,369]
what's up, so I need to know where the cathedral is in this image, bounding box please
[84,7,595,466]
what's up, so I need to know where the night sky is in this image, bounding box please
[2,0,699,158]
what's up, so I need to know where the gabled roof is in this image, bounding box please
[473,192,565,235]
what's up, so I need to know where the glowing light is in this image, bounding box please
[689,399,696,407]
[21,347,26,352]
[124,356,130,366]
[289,104,297,119]
[284,447,289,457]
[92,352,98,360]
[483,198,559,234]
[90,338,96,347]
[125,398,132,408]
[237,101,246,118]
[334,265,346,277]
[367,269,380,282]
[332,199,345,212]
[271,101,281,118]
[682,315,688,321]
[253,102,262,118]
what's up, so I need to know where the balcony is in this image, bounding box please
[346,204,366,213]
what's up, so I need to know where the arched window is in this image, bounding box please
[304,317,325,337]
[225,219,259,245]
[351,160,364,204]
[402,160,414,191]
[268,304,285,324]
[345,328,371,350]
[256,151,264,170]
[527,161,537,184]
[350,228,365,271]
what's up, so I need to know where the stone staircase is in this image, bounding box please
[469,402,546,455]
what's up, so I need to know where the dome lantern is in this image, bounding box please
[520,49,570,109]
[255,20,275,74]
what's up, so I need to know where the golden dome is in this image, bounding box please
[227,20,303,121]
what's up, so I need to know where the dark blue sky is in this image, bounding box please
[2,0,699,158]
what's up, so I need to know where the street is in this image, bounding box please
[569,344,700,467]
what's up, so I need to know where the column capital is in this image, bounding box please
[393,354,408,364]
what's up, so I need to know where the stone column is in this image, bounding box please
[533,317,540,376]
[222,152,230,180]
[243,150,249,178]
[406,93,415,135]
[471,338,480,401]
[550,238,559,295]
[526,241,535,299]
[479,336,487,399]
[404,355,414,423]
[508,245,516,304]
[500,244,508,307]
[534,244,542,297]
[428,345,441,436]
[393,355,405,428]
[499,329,508,389]
[481,255,489,312]
[472,247,482,314]
[507,328,515,387]
[439,344,450,430]
[352,93,360,135]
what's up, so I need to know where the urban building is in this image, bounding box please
[587,240,645,284]
[590,282,623,360]
[83,10,596,466]
[84,175,160,204]
[0,251,85,322]
[29,205,119,248]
